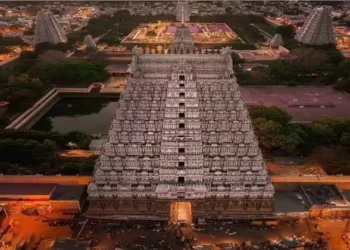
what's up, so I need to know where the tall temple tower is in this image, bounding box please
[176,0,190,23]
[169,25,195,54]
[87,32,274,220]
[33,11,67,46]
[294,6,335,45]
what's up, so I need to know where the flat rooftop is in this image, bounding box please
[240,86,350,122]
[273,190,308,213]
[105,63,129,74]
[0,183,56,196]
[301,184,349,207]
[50,185,86,201]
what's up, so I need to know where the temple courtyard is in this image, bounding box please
[241,86,350,122]
[121,22,238,46]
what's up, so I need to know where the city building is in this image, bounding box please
[33,11,67,46]
[294,6,335,45]
[87,31,275,221]
[176,0,190,23]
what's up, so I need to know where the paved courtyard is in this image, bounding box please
[240,86,350,122]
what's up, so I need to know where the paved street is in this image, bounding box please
[271,175,350,187]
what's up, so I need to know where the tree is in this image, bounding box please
[276,25,295,38]
[334,78,350,93]
[252,118,283,151]
[0,118,9,129]
[0,139,56,164]
[0,129,91,149]
[38,50,66,63]
[0,36,26,46]
[29,61,110,86]
[225,7,232,14]
[216,1,223,7]
[274,129,304,154]
[231,52,243,64]
[290,48,328,72]
[35,42,68,54]
[146,31,157,37]
[248,105,292,125]
[338,59,350,78]
[316,146,350,175]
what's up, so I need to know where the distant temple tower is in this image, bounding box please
[169,25,195,54]
[294,6,335,45]
[34,11,67,46]
[176,0,190,23]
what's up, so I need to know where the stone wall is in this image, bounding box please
[0,175,91,185]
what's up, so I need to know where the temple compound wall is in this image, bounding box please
[87,45,274,220]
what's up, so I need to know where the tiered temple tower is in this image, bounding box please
[33,11,67,46]
[170,25,195,54]
[87,30,274,220]
[176,0,190,23]
[294,6,335,45]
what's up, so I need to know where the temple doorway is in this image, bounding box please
[170,201,192,225]
[179,75,185,81]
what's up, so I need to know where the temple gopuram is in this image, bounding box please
[87,26,275,221]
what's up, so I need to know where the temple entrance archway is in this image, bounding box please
[170,201,192,226]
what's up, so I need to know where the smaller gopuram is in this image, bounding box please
[169,25,195,54]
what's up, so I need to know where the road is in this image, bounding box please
[271,175,350,188]
[56,87,122,94]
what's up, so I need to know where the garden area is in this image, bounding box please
[0,129,95,175]
[236,46,350,91]
[248,105,350,175]
[0,50,110,113]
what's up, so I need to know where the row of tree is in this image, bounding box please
[0,129,91,149]
[249,106,350,155]
[237,46,349,88]
[0,129,94,175]
[0,157,95,175]
[249,106,350,174]
[0,50,110,111]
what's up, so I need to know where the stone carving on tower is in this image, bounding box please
[88,31,275,220]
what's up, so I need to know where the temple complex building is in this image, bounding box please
[87,27,274,221]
